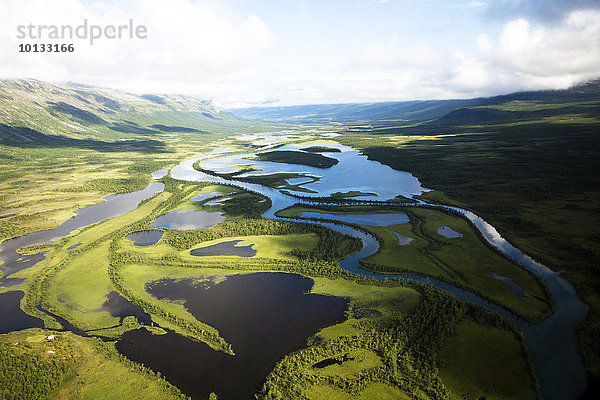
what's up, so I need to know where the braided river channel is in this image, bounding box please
[0,140,589,399]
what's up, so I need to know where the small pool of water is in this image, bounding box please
[67,242,82,250]
[205,197,231,206]
[491,272,526,299]
[393,232,414,246]
[149,209,225,230]
[300,212,409,226]
[190,192,221,203]
[126,230,164,247]
[117,272,347,400]
[190,240,256,257]
[151,169,169,179]
[437,226,463,238]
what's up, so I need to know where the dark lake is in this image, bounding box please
[149,209,225,230]
[101,291,152,324]
[67,241,82,250]
[0,291,43,333]
[116,272,348,400]
[126,230,164,247]
[190,240,256,257]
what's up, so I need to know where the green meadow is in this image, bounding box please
[278,205,552,322]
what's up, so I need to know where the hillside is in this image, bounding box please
[228,98,489,124]
[0,79,274,145]
[0,79,280,242]
[229,80,600,126]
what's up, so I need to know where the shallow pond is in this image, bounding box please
[491,272,526,299]
[300,212,409,226]
[190,240,256,257]
[437,225,463,238]
[117,272,347,400]
[393,232,414,246]
[151,169,169,179]
[126,230,164,247]
[149,209,225,230]
[190,191,221,203]
[172,152,589,400]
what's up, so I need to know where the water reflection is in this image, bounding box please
[149,209,225,230]
[118,273,347,399]
[190,240,256,257]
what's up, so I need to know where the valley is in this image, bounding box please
[0,79,598,400]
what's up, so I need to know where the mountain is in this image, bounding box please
[228,80,600,125]
[0,79,269,145]
[228,99,487,124]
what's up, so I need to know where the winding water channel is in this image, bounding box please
[0,140,589,399]
[171,143,588,400]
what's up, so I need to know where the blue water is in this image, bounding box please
[197,142,428,200]
[437,225,463,238]
[300,212,409,226]
[393,232,413,246]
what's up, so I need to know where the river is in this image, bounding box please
[171,142,588,400]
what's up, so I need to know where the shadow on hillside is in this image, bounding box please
[0,124,169,153]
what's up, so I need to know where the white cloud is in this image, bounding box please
[355,39,448,70]
[452,1,486,9]
[0,0,274,106]
[475,9,600,89]
[356,0,390,9]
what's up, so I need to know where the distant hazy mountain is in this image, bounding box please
[228,80,600,125]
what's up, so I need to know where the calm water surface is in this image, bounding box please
[126,230,164,247]
[117,273,347,400]
[190,240,256,257]
[300,211,409,226]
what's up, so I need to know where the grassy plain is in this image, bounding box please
[439,320,537,400]
[279,205,552,322]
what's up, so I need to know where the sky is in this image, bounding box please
[1,0,600,108]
